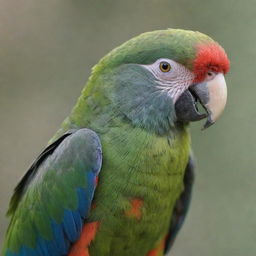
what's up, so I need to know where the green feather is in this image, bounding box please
[4,29,219,255]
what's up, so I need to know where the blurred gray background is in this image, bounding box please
[0,0,254,255]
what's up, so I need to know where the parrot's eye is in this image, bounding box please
[159,62,171,72]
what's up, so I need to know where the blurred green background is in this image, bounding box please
[0,0,254,255]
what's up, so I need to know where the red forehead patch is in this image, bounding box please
[193,42,230,82]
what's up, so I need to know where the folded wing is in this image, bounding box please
[3,129,102,256]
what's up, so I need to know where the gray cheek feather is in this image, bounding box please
[108,64,177,135]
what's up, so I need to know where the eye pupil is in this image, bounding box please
[162,63,169,70]
[160,62,171,72]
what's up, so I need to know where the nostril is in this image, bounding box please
[206,71,216,81]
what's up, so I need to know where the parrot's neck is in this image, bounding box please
[53,71,187,141]
[57,97,184,139]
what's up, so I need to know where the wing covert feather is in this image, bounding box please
[3,128,102,256]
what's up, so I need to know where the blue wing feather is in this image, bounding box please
[71,210,83,235]
[62,209,79,243]
[76,187,89,217]
[3,129,102,256]
[50,220,69,255]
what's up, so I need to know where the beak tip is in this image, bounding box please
[202,118,215,130]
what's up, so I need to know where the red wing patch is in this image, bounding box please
[95,176,99,186]
[125,198,143,220]
[68,222,100,256]
[146,237,166,256]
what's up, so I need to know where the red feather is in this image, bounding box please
[125,198,143,220]
[68,222,100,256]
[193,42,230,82]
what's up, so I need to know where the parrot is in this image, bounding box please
[2,29,230,256]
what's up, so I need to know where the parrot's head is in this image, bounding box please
[91,29,230,134]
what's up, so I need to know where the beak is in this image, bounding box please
[175,73,227,129]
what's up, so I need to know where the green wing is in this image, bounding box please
[2,128,102,256]
[164,155,195,253]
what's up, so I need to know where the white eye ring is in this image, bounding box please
[141,58,192,83]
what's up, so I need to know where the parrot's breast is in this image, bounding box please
[85,125,190,256]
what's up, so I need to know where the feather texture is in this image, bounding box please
[3,129,102,256]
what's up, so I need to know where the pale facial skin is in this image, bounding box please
[141,58,227,128]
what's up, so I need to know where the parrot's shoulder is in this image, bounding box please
[3,128,102,256]
[7,130,73,216]
[7,129,102,216]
